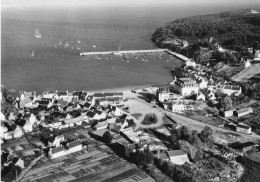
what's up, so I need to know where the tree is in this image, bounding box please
[102,131,113,144]
[200,126,214,148]
[219,95,233,111]
[170,128,181,148]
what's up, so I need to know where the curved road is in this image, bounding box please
[129,97,260,142]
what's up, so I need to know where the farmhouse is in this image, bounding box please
[167,150,190,165]
[234,107,253,117]
[236,123,252,135]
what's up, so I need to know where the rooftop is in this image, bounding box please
[167,150,186,157]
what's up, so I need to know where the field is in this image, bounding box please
[232,64,260,82]
[20,128,154,182]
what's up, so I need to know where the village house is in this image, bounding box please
[254,50,260,61]
[13,126,23,138]
[157,86,182,102]
[49,147,65,159]
[56,91,68,100]
[174,78,199,96]
[236,123,252,135]
[86,111,100,120]
[23,121,33,132]
[167,150,190,165]
[234,107,253,117]
[221,86,242,96]
[96,97,108,106]
[172,100,195,112]
[222,110,235,118]
[104,93,114,99]
[124,143,143,158]
[68,140,83,153]
[48,135,65,147]
[96,120,109,130]
[196,92,206,102]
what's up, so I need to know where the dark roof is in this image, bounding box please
[235,107,253,114]
[41,132,51,139]
[87,111,96,118]
[98,97,107,102]
[237,123,251,129]
[110,124,121,132]
[95,110,102,115]
[48,136,56,143]
[94,93,103,98]
[113,92,123,96]
[107,98,114,102]
[119,114,127,120]
[52,147,64,154]
[116,118,125,124]
[68,140,81,148]
[73,91,82,96]
[57,91,67,96]
[84,102,91,108]
[104,93,113,97]
[167,150,186,157]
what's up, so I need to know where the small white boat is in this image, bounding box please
[54,45,57,48]
[77,38,81,44]
[93,45,96,48]
[94,56,101,60]
[77,47,80,50]
[59,40,62,45]
[31,50,34,57]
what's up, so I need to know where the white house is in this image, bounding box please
[167,150,190,165]
[234,107,253,117]
[29,113,37,125]
[14,158,25,169]
[4,132,13,140]
[96,120,109,130]
[48,135,65,147]
[236,123,252,135]
[254,50,260,61]
[245,59,251,67]
[49,147,65,159]
[68,140,82,153]
[222,86,241,96]
[13,126,23,138]
[174,78,199,96]
[185,59,196,68]
[196,92,206,102]
[23,121,33,132]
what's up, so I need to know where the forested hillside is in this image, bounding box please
[152,9,260,49]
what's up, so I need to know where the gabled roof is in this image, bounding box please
[64,117,82,124]
[98,97,107,102]
[235,107,253,114]
[107,98,114,102]
[48,136,56,143]
[95,110,103,115]
[94,93,103,98]
[113,92,123,96]
[57,91,67,96]
[167,150,186,157]
[96,120,108,128]
[68,140,81,148]
[52,147,64,154]
[87,111,96,118]
[110,124,121,132]
[73,91,82,96]
[84,102,91,108]
[237,123,251,129]
[104,93,113,97]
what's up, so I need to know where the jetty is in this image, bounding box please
[165,50,190,62]
[79,49,167,56]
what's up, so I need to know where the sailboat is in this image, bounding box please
[77,38,81,44]
[59,40,62,45]
[34,28,42,38]
[31,50,34,57]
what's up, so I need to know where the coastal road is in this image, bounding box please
[127,95,260,142]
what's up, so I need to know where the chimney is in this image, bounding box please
[157,149,160,159]
[66,90,69,95]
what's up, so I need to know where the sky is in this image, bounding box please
[2,0,260,9]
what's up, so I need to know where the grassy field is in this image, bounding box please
[232,64,260,82]
[237,153,260,182]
